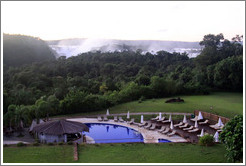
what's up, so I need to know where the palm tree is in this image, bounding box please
[14,105,29,134]
[3,104,16,131]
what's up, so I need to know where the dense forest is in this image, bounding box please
[3,33,243,128]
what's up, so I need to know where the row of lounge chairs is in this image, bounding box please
[130,119,177,137]
[98,116,125,122]
[175,122,200,133]
[114,116,125,122]
[151,116,171,124]
[97,116,108,121]
[157,126,177,137]
[128,119,159,131]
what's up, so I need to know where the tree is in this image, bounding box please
[47,95,60,115]
[14,105,29,129]
[213,56,243,91]
[196,33,224,66]
[219,115,243,162]
[199,33,224,49]
[35,97,51,121]
[135,74,150,86]
[3,104,16,130]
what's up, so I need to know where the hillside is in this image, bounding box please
[3,34,56,67]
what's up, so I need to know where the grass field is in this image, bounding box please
[3,145,74,163]
[3,143,228,163]
[53,92,243,119]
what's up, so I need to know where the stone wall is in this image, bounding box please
[194,110,230,124]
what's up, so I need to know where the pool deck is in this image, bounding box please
[67,118,187,143]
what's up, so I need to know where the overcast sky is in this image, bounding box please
[1,1,245,41]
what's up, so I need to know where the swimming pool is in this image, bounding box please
[158,139,171,143]
[83,123,144,143]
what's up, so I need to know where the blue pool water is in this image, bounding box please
[83,123,144,143]
[158,139,171,143]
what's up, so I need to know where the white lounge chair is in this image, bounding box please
[151,116,159,120]
[179,123,188,128]
[210,123,223,130]
[119,117,124,122]
[162,119,170,123]
[138,121,147,127]
[158,126,166,132]
[149,124,156,130]
[144,123,152,129]
[199,119,209,125]
[97,116,103,121]
[161,128,170,134]
[183,126,194,131]
[174,122,183,127]
[157,117,165,122]
[127,118,135,125]
[188,128,199,133]
[114,116,118,122]
[167,130,176,137]
[103,116,109,121]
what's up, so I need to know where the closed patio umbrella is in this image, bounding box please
[195,120,198,128]
[127,111,130,119]
[183,115,187,123]
[198,111,203,120]
[159,112,162,120]
[141,115,144,123]
[170,121,174,130]
[217,118,224,127]
[169,114,172,122]
[200,129,204,137]
[106,109,109,115]
[214,131,219,142]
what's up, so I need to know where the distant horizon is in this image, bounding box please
[2,1,244,42]
[4,32,239,43]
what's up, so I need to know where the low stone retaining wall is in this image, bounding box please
[194,110,230,124]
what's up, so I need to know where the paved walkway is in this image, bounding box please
[67,118,187,143]
[3,141,31,145]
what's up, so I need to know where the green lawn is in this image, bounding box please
[109,92,242,118]
[53,92,243,119]
[3,145,74,163]
[3,143,228,163]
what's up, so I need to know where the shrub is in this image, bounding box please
[32,142,40,146]
[139,96,145,101]
[67,141,73,145]
[17,133,24,137]
[35,138,40,143]
[47,142,54,146]
[16,142,26,147]
[199,135,214,146]
[220,115,243,162]
[58,142,64,145]
[3,144,9,147]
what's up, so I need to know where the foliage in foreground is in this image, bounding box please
[3,143,228,163]
[219,115,243,162]
[199,135,214,146]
